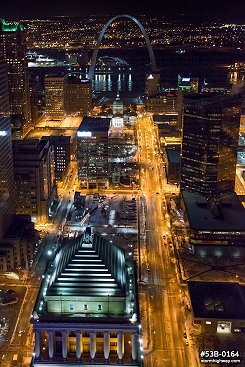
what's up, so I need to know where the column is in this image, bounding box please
[48,331,54,359]
[132,333,138,361]
[62,331,68,359]
[104,332,110,360]
[117,333,124,361]
[90,332,96,360]
[34,331,40,359]
[76,332,81,359]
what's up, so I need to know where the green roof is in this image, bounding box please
[1,19,24,32]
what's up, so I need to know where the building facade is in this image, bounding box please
[0,215,37,271]
[31,231,142,366]
[29,80,39,126]
[13,140,55,223]
[45,74,67,117]
[0,47,16,241]
[64,77,92,116]
[180,93,242,197]
[77,117,110,189]
[145,73,160,98]
[42,136,70,181]
[146,93,178,115]
[0,19,31,138]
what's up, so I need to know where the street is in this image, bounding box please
[137,114,200,367]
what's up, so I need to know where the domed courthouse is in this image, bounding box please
[31,229,142,366]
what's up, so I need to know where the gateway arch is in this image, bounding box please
[88,14,157,80]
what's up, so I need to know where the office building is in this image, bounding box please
[181,190,245,258]
[29,80,39,126]
[146,93,178,115]
[145,73,160,98]
[0,214,37,271]
[0,19,31,138]
[31,230,141,366]
[64,76,92,116]
[13,140,55,223]
[45,74,67,117]
[165,148,181,185]
[188,281,245,334]
[77,117,110,189]
[0,49,16,241]
[42,136,70,181]
[180,93,242,197]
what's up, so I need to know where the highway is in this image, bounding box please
[137,114,200,367]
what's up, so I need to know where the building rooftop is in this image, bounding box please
[77,116,111,133]
[32,230,140,321]
[156,123,180,135]
[153,114,178,124]
[188,281,245,320]
[184,91,243,108]
[166,148,181,164]
[46,236,126,298]
[41,135,70,143]
[67,76,91,85]
[182,190,245,232]
[4,214,35,239]
[12,139,49,157]
[45,72,67,79]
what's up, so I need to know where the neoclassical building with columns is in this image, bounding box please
[31,229,142,366]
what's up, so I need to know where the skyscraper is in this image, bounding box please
[0,19,31,138]
[64,76,92,115]
[45,74,67,117]
[12,140,55,223]
[0,51,15,241]
[180,92,242,197]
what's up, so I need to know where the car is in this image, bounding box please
[185,340,189,346]
[183,332,187,339]
[156,192,160,195]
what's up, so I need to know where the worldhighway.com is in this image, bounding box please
[200,359,241,364]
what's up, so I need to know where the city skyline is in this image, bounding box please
[0,10,245,367]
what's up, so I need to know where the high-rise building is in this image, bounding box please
[180,92,242,197]
[0,19,31,138]
[77,117,110,189]
[45,74,67,117]
[12,140,55,223]
[145,73,160,98]
[0,50,15,241]
[41,135,71,181]
[64,76,92,115]
[29,80,39,126]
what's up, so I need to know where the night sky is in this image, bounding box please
[1,0,245,19]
